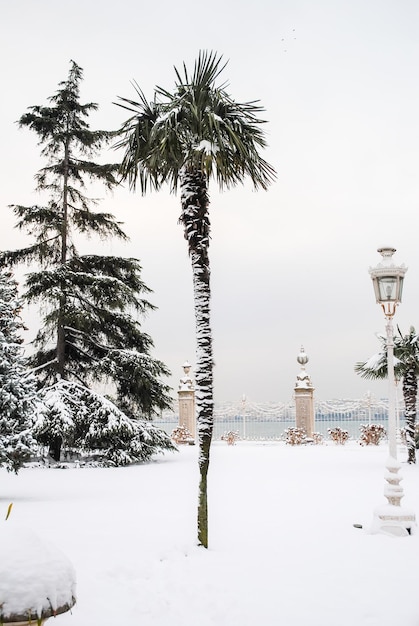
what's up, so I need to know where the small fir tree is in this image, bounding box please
[0,269,38,472]
[1,61,172,462]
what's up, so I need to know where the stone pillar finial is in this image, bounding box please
[297,346,309,368]
[179,360,194,390]
[295,347,313,389]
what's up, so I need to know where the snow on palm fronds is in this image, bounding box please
[363,352,386,371]
[35,380,175,466]
[355,326,419,463]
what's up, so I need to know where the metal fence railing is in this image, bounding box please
[153,396,406,441]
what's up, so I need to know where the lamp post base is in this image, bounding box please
[372,505,416,536]
[371,456,416,536]
[372,505,416,537]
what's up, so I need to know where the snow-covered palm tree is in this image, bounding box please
[115,51,276,547]
[355,326,419,464]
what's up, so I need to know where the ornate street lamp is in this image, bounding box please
[369,247,415,535]
[369,247,406,458]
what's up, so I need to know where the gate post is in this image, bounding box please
[178,361,196,440]
[294,347,315,437]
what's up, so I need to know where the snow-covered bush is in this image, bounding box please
[0,269,38,473]
[171,425,194,445]
[328,427,350,445]
[284,427,307,445]
[34,380,176,466]
[221,431,240,445]
[359,423,386,446]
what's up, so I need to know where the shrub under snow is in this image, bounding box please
[359,423,386,446]
[328,427,350,445]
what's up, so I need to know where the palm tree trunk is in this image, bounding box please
[180,168,213,548]
[403,368,417,464]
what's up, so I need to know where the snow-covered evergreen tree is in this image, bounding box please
[34,380,175,466]
[1,61,172,461]
[0,270,38,473]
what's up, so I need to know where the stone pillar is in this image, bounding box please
[178,361,196,439]
[294,346,315,437]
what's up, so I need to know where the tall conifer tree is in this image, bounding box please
[1,61,171,456]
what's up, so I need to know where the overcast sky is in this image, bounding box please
[2,0,419,403]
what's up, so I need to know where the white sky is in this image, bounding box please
[2,0,419,403]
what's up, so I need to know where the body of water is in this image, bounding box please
[154,417,405,441]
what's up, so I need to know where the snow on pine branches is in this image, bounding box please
[0,271,175,470]
[0,269,38,473]
[34,380,176,467]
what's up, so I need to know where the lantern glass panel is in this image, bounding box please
[377,276,398,302]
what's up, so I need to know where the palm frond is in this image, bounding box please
[115,50,276,193]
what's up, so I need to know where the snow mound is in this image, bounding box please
[0,525,76,622]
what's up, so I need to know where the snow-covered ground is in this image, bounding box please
[1,440,419,626]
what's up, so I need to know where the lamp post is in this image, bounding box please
[369,247,415,535]
[241,394,247,440]
[364,390,373,425]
